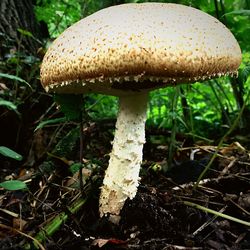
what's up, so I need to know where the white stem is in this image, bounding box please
[99,92,148,223]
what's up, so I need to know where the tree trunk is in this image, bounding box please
[0,0,44,56]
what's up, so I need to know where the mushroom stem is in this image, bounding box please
[99,92,148,223]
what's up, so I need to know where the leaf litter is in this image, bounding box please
[0,122,249,250]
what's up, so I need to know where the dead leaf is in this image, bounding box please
[13,217,27,231]
[92,238,127,248]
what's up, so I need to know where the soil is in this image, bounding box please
[0,122,250,250]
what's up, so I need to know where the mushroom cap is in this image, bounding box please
[40,3,241,96]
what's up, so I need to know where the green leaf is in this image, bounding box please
[54,94,83,121]
[0,180,27,191]
[223,10,250,16]
[0,146,23,161]
[70,162,82,174]
[17,28,33,37]
[0,73,32,89]
[239,65,250,84]
[0,98,20,115]
[52,126,80,157]
[35,117,67,131]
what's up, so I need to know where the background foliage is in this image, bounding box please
[0,0,249,165]
[35,0,250,138]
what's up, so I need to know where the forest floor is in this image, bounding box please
[0,121,250,250]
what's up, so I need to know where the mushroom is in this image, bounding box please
[40,3,241,223]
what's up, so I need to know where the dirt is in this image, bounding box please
[0,123,250,250]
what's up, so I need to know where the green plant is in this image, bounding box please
[0,146,23,161]
[0,180,27,191]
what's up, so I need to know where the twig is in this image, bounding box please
[0,224,45,250]
[79,105,85,197]
[192,206,227,236]
[220,157,236,176]
[25,197,87,249]
[184,201,250,227]
[194,90,250,188]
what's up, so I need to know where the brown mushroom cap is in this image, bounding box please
[40,3,241,96]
